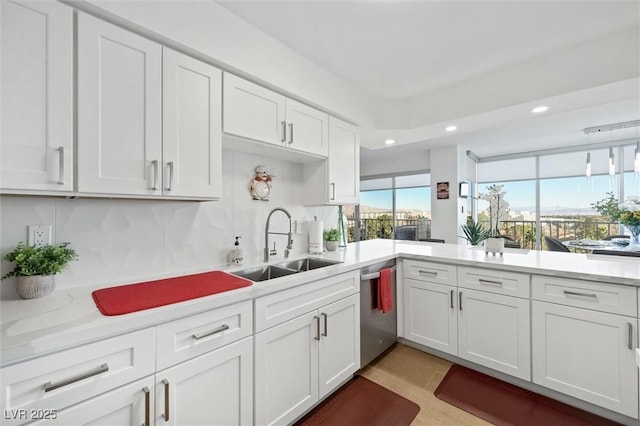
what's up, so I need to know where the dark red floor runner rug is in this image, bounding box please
[435,364,622,426]
[295,376,420,426]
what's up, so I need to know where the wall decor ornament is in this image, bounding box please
[249,165,273,201]
[436,182,450,199]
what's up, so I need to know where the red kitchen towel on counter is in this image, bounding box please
[92,271,252,316]
[377,267,393,314]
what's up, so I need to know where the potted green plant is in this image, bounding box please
[323,228,341,252]
[2,242,78,299]
[460,219,491,246]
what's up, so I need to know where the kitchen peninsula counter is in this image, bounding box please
[1,239,638,366]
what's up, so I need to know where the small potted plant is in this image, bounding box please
[323,228,341,252]
[2,242,78,299]
[460,219,490,246]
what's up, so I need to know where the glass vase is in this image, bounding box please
[627,224,640,246]
[337,205,348,247]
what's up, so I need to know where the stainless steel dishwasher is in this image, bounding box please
[360,259,397,367]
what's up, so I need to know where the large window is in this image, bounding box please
[477,143,637,251]
[351,173,431,241]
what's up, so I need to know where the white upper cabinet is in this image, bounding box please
[284,98,329,157]
[223,73,285,146]
[77,13,162,196]
[162,48,222,199]
[1,0,73,193]
[77,14,221,199]
[223,73,328,157]
[327,117,359,204]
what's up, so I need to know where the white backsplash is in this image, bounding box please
[0,150,338,298]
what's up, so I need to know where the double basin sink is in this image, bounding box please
[231,257,341,282]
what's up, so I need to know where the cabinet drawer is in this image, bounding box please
[403,259,456,286]
[458,266,529,298]
[532,275,637,316]
[0,328,155,425]
[156,300,253,370]
[255,270,358,332]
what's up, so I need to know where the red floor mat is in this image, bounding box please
[435,364,622,426]
[295,376,420,426]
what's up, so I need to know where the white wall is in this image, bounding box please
[0,149,337,299]
[429,145,470,244]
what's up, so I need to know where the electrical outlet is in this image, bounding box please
[28,225,52,247]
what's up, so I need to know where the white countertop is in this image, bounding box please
[1,239,638,367]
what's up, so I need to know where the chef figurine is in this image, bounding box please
[250,165,273,201]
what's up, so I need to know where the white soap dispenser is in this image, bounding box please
[230,236,243,265]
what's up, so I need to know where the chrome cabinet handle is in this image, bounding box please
[314,316,320,341]
[459,292,463,311]
[563,290,597,299]
[192,324,229,340]
[44,363,109,392]
[628,323,633,350]
[57,146,64,184]
[288,123,294,144]
[450,290,454,309]
[478,278,503,286]
[151,160,159,190]
[281,121,287,142]
[162,379,170,421]
[166,161,174,191]
[418,270,438,276]
[330,183,336,200]
[321,313,328,337]
[142,386,150,426]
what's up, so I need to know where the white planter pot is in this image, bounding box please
[16,275,56,299]
[485,237,505,255]
[325,241,338,251]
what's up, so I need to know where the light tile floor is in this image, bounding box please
[359,343,491,425]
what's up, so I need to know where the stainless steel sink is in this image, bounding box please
[231,258,342,282]
[275,258,342,272]
[231,265,297,282]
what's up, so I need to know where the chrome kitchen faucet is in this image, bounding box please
[264,207,293,262]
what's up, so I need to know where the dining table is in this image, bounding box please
[563,238,640,253]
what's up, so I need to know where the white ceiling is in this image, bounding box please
[217,0,640,158]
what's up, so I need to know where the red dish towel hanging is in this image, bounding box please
[377,267,393,314]
[92,271,252,316]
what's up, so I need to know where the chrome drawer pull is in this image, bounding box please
[162,379,170,421]
[330,183,336,200]
[151,160,159,190]
[459,292,463,311]
[478,278,503,286]
[450,290,454,309]
[166,161,174,191]
[288,123,294,144]
[44,363,109,392]
[192,324,229,340]
[321,313,328,337]
[418,270,438,276]
[563,290,597,299]
[628,323,633,350]
[143,386,150,426]
[57,146,65,184]
[281,121,287,142]
[314,316,321,341]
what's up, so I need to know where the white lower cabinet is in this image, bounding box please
[255,293,360,426]
[532,301,638,418]
[458,288,530,380]
[404,278,458,355]
[403,262,531,380]
[30,376,154,426]
[156,337,253,426]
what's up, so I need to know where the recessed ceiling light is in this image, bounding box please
[385,138,395,145]
[532,105,549,114]
[445,125,457,132]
